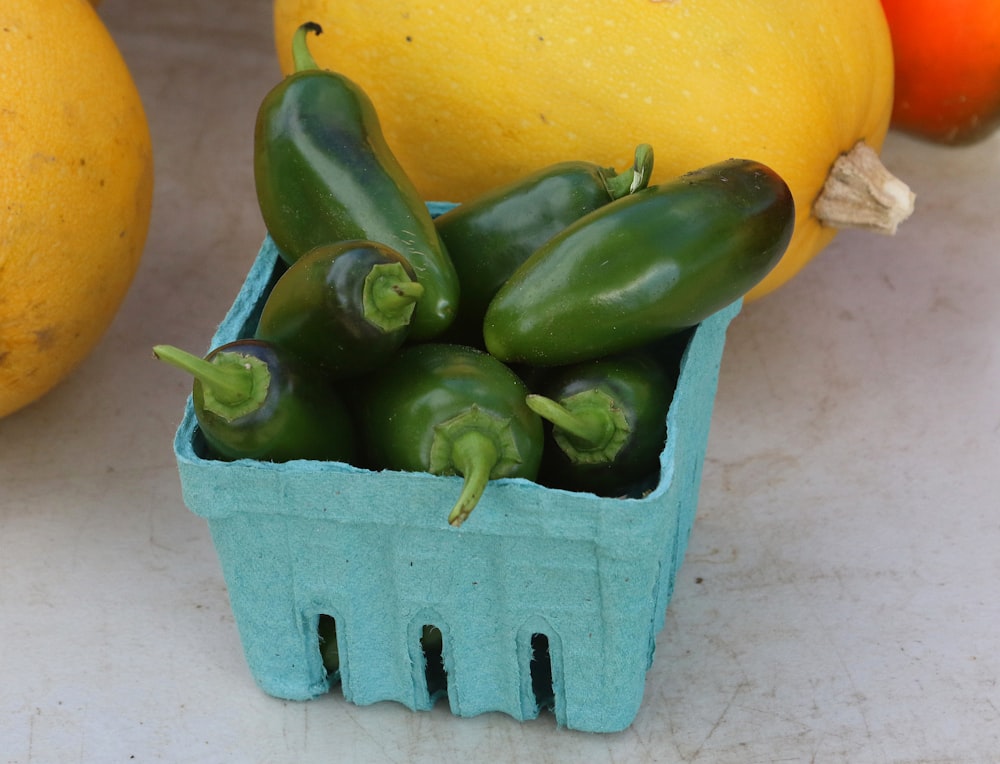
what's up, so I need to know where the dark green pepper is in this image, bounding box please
[433,144,654,346]
[525,348,680,497]
[359,343,543,527]
[254,22,459,340]
[483,158,795,366]
[153,339,356,463]
[254,240,423,379]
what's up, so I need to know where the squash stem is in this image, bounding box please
[813,140,915,234]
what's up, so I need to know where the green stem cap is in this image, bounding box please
[525,390,631,465]
[429,405,522,527]
[363,262,425,332]
[604,143,655,200]
[152,344,271,422]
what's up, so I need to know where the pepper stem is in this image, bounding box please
[292,22,323,73]
[428,405,522,527]
[152,344,270,421]
[526,390,631,465]
[604,143,655,200]
[448,431,500,527]
[525,394,609,444]
[363,262,425,332]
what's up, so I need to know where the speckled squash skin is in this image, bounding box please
[1,0,153,418]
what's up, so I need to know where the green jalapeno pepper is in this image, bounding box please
[153,339,356,463]
[525,348,680,497]
[255,240,423,379]
[483,158,795,366]
[359,343,543,527]
[254,22,459,340]
[434,144,654,346]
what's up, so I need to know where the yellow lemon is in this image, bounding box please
[273,0,911,300]
[1,0,153,418]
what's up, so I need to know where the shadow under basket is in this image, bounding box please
[172,212,741,734]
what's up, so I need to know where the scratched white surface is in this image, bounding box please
[2,2,999,762]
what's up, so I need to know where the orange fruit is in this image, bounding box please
[1,0,153,418]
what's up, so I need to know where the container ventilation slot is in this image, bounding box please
[530,633,555,712]
[317,613,341,685]
[421,624,448,702]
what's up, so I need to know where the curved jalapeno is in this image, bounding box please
[153,339,356,463]
[359,343,543,527]
[434,144,654,346]
[255,240,423,379]
[254,22,459,339]
[483,158,795,366]
[525,348,680,497]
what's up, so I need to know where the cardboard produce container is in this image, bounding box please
[172,208,740,733]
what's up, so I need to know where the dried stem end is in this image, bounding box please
[813,141,915,235]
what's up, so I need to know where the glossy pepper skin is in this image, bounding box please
[255,240,423,379]
[433,144,654,346]
[254,22,459,339]
[483,158,794,367]
[152,339,356,463]
[359,343,543,527]
[526,348,680,497]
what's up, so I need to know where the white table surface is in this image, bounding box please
[3,2,998,762]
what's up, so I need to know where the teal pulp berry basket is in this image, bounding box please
[171,204,740,733]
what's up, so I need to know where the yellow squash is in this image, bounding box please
[0,0,153,418]
[273,0,913,300]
